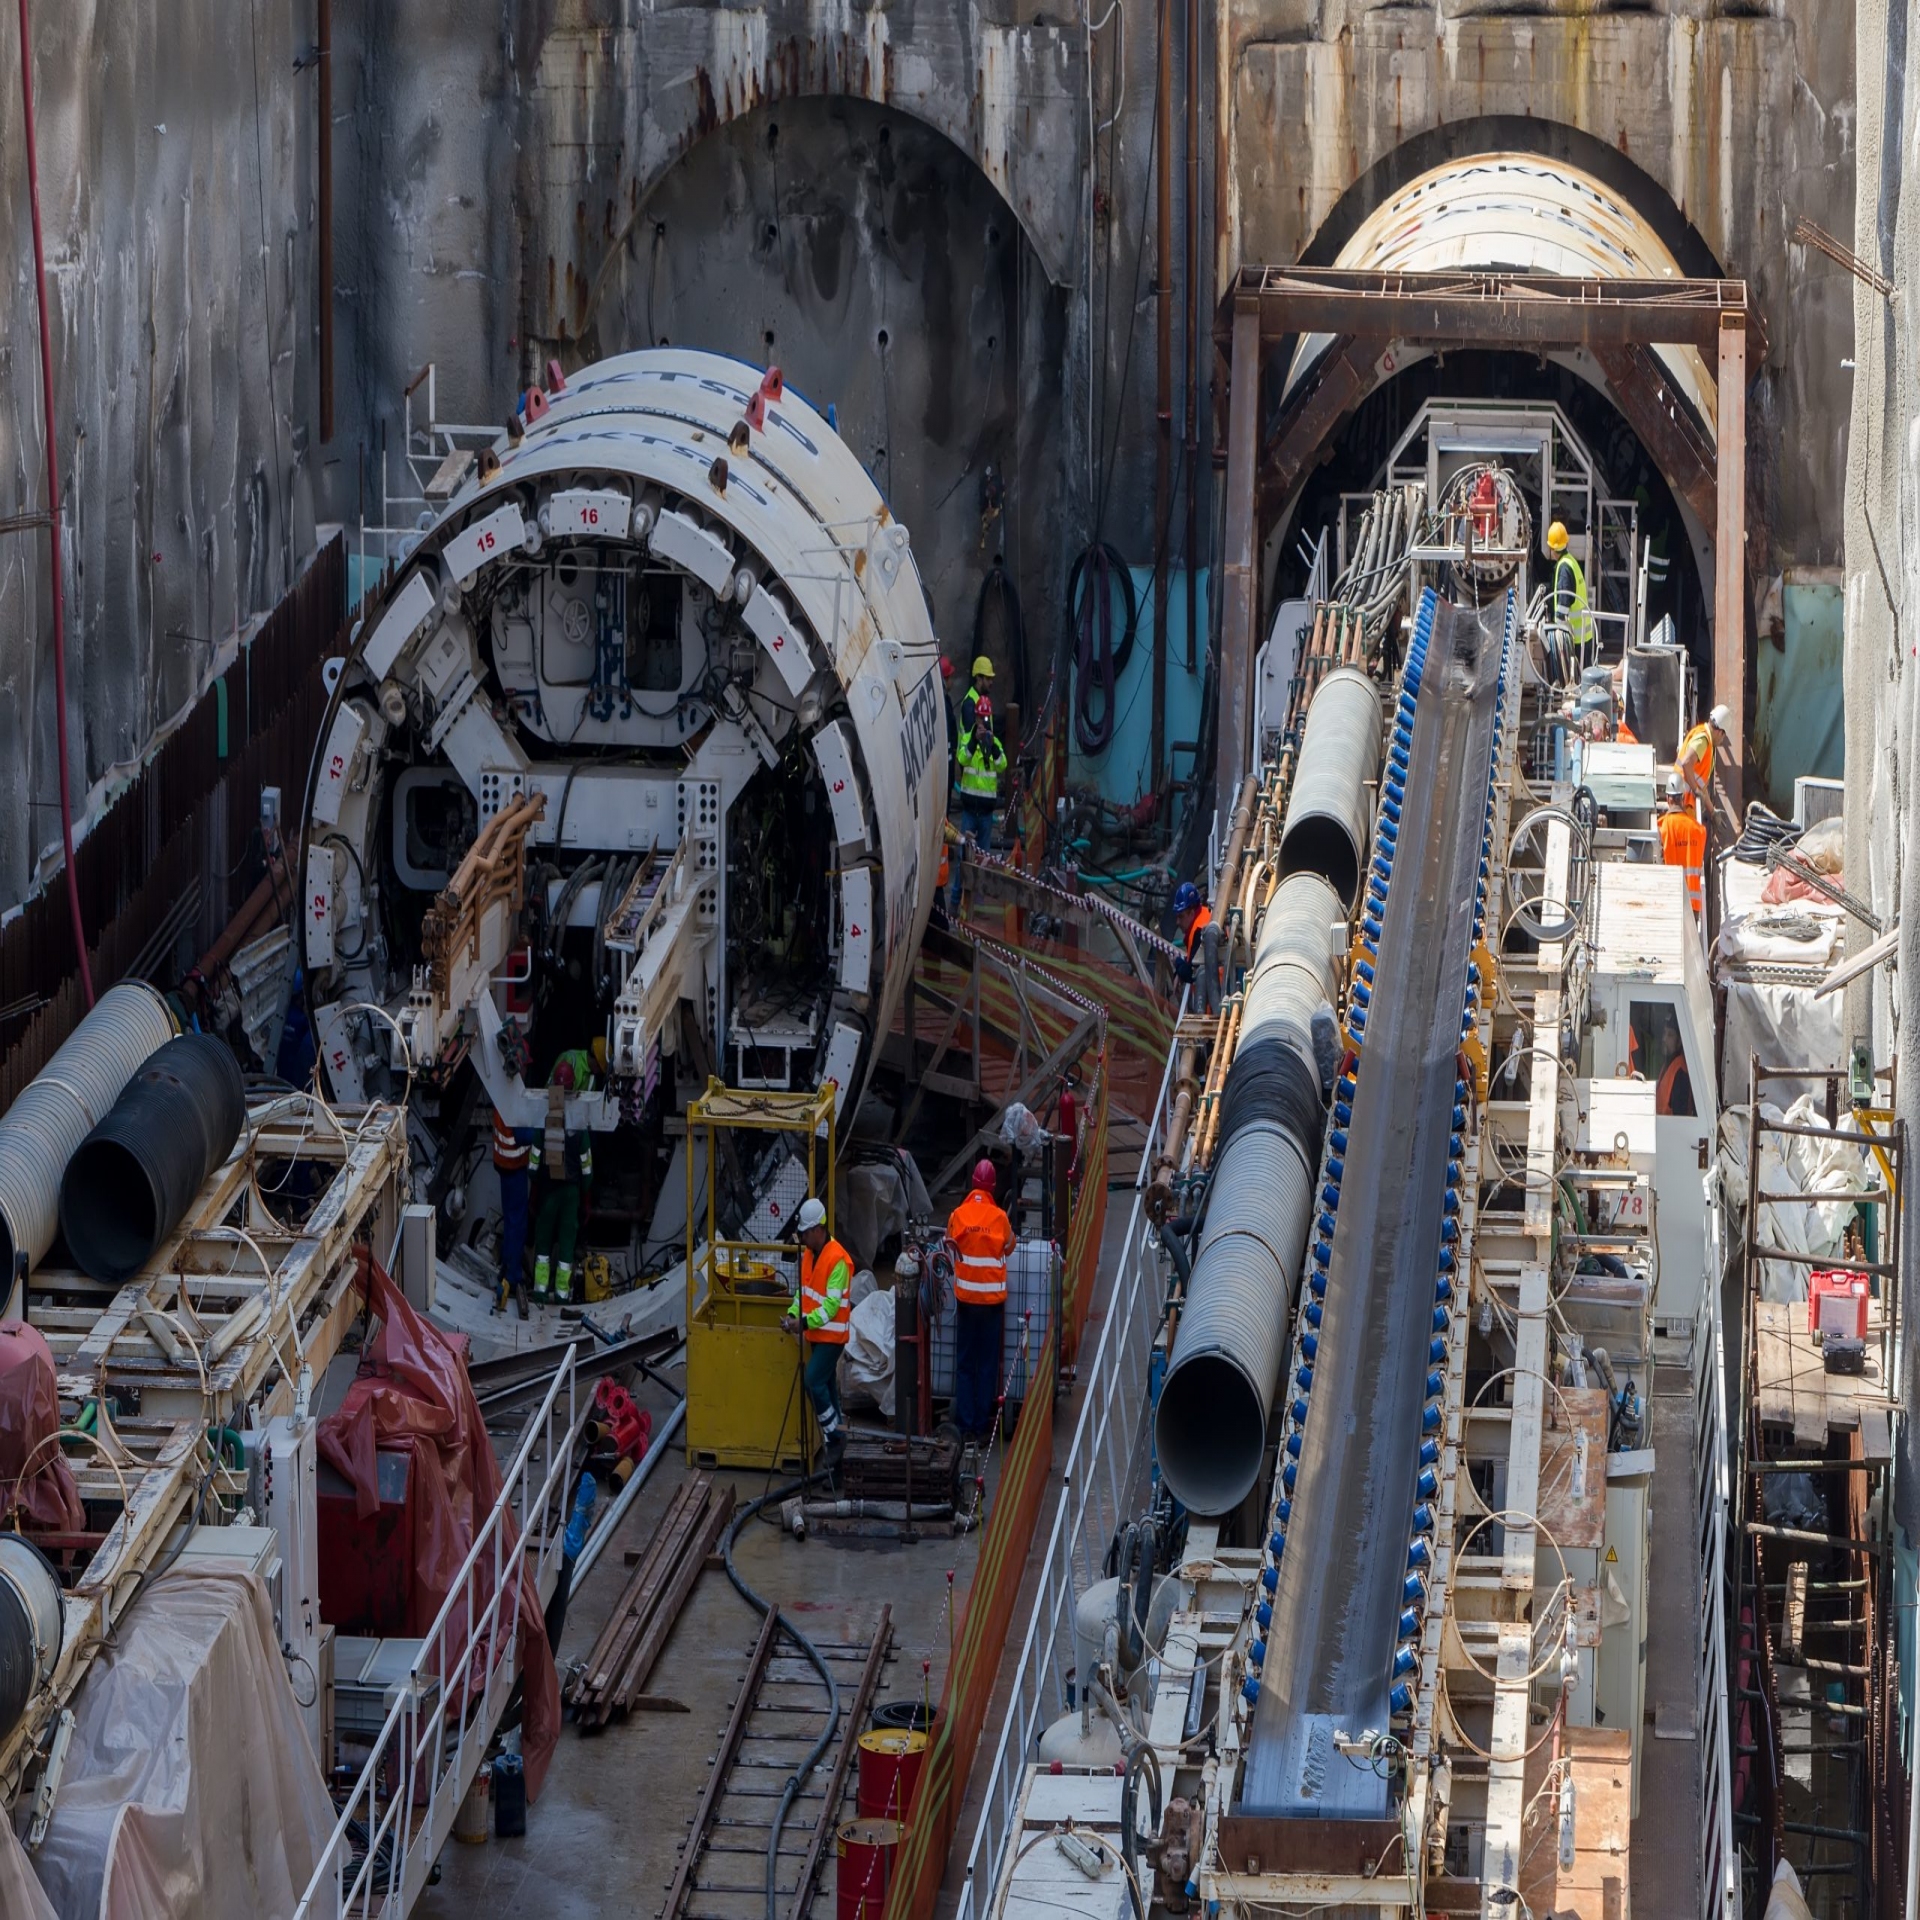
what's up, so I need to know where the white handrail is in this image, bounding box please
[951,1021,1180,1920]
[294,1348,580,1917]
[1697,1194,1739,1918]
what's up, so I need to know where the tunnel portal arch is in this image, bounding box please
[1262,134,1736,685]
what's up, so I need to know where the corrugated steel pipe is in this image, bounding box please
[0,982,177,1295]
[60,1034,246,1283]
[1155,871,1344,1515]
[1279,667,1383,909]
[0,1533,63,1744]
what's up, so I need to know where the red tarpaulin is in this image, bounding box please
[0,1320,83,1532]
[319,1251,560,1798]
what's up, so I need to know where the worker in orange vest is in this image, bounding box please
[947,1159,1016,1439]
[1172,879,1217,1009]
[785,1196,854,1461]
[1657,771,1706,918]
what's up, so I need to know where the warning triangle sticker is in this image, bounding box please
[1605,1545,1618,1562]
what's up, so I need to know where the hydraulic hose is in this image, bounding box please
[722,1472,841,1920]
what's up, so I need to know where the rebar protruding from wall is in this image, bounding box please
[0,981,176,1296]
[1154,870,1344,1516]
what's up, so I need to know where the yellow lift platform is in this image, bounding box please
[683,1078,837,1472]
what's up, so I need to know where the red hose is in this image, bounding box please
[17,0,94,1007]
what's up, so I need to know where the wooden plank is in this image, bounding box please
[569,1479,703,1711]
[1517,1724,1632,1919]
[613,1484,737,1711]
[1536,1387,1610,1553]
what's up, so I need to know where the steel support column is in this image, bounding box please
[1217,297,1261,833]
[1714,313,1748,811]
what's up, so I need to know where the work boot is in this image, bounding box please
[533,1256,550,1303]
[554,1262,573,1304]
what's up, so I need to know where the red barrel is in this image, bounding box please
[835,1817,901,1920]
[856,1728,927,1820]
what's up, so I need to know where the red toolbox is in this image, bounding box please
[1808,1268,1869,1343]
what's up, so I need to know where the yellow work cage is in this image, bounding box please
[683,1077,837,1471]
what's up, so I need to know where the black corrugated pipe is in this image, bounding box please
[0,1533,63,1744]
[60,1035,246,1283]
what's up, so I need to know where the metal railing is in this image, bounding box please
[294,1348,580,1917]
[949,1038,1176,1920]
[1696,1190,1740,1918]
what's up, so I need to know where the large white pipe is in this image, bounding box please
[0,982,176,1296]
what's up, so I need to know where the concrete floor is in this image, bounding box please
[417,1370,982,1920]
[1630,1371,1704,1907]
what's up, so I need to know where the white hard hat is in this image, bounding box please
[795,1197,827,1232]
[1709,703,1732,731]
[1666,771,1686,799]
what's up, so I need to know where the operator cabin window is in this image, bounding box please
[1628,1000,1695,1117]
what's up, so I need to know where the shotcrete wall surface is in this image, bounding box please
[0,3,319,908]
[1845,0,1920,1521]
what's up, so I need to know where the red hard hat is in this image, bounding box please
[972,1159,997,1194]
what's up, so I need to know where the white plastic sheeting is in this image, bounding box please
[1718,1096,1869,1303]
[841,1283,897,1419]
[1720,978,1847,1108]
[0,1823,55,1919]
[29,1568,334,1920]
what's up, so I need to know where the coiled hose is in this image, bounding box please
[1067,542,1138,755]
[723,1473,840,1920]
[1732,803,1801,865]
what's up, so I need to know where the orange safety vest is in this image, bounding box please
[948,1188,1015,1306]
[492,1111,530,1172]
[1658,808,1706,916]
[1678,722,1715,786]
[1185,904,1213,958]
[797,1238,854,1343]
[1656,1053,1692,1117]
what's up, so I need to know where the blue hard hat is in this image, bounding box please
[1172,881,1202,914]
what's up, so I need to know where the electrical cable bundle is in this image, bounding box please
[1066,542,1138,755]
[1329,484,1427,664]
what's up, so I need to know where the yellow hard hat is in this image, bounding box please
[1546,521,1569,552]
[971,655,995,680]
[591,1035,609,1074]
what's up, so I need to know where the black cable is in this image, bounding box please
[721,1472,840,1920]
[974,562,1028,724]
[1118,1744,1161,1920]
[318,834,373,961]
[1067,542,1137,756]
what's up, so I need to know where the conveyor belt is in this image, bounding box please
[1242,593,1506,1816]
